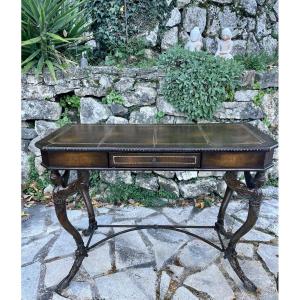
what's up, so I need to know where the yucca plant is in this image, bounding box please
[22,0,90,80]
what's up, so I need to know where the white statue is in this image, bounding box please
[215,28,233,60]
[184,27,203,52]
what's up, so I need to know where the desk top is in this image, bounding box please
[36,123,277,153]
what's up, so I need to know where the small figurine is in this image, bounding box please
[80,51,88,68]
[184,27,203,52]
[215,28,233,60]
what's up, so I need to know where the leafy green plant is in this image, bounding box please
[159,46,244,120]
[56,110,72,127]
[235,52,278,71]
[59,94,81,109]
[253,90,265,107]
[105,182,178,207]
[155,111,165,122]
[102,90,124,105]
[24,155,50,201]
[22,0,90,79]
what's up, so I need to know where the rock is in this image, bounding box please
[129,107,158,124]
[158,177,179,197]
[35,120,58,136]
[261,91,278,129]
[173,287,198,300]
[256,13,271,39]
[261,35,278,54]
[162,206,193,223]
[161,27,179,51]
[63,282,93,300]
[176,171,198,181]
[179,178,217,198]
[235,90,258,102]
[160,272,171,300]
[21,151,31,182]
[247,32,261,53]
[106,116,128,124]
[28,136,43,156]
[183,7,207,33]
[240,0,257,16]
[83,243,112,276]
[44,257,74,287]
[184,265,234,300]
[21,262,41,300]
[21,84,55,100]
[95,268,156,300]
[236,243,254,258]
[214,102,264,120]
[255,68,278,89]
[75,76,112,97]
[22,140,30,152]
[114,77,135,93]
[241,70,256,88]
[43,184,54,194]
[154,171,175,179]
[21,100,62,121]
[178,240,220,269]
[145,25,159,47]
[114,207,155,219]
[109,103,128,116]
[123,89,157,108]
[177,0,191,9]
[135,174,159,191]
[100,170,133,185]
[34,156,45,175]
[262,186,278,199]
[22,235,52,265]
[206,6,221,37]
[22,128,37,140]
[166,8,181,27]
[273,0,279,16]
[80,97,112,124]
[157,97,185,117]
[232,40,247,55]
[218,6,238,32]
[212,0,232,3]
[257,244,278,275]
[204,37,218,53]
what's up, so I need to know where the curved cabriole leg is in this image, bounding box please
[77,170,97,236]
[215,185,234,238]
[223,171,265,292]
[50,170,88,293]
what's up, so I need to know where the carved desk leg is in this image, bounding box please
[50,170,88,293]
[77,170,98,236]
[220,171,265,292]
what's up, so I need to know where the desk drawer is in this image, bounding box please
[109,153,200,169]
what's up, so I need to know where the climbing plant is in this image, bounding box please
[158,46,244,120]
[87,0,174,58]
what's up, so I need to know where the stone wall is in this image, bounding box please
[21,65,278,200]
[138,0,278,54]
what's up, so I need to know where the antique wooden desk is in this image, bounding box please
[36,123,277,293]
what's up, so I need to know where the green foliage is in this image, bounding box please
[155,111,165,123]
[253,90,265,107]
[159,47,244,120]
[56,110,72,127]
[22,0,90,79]
[102,90,124,105]
[88,0,172,58]
[262,117,272,129]
[24,155,50,201]
[59,94,81,109]
[105,182,178,207]
[235,52,278,71]
[267,177,278,187]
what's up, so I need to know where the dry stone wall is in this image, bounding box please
[21,65,278,200]
[140,0,278,54]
